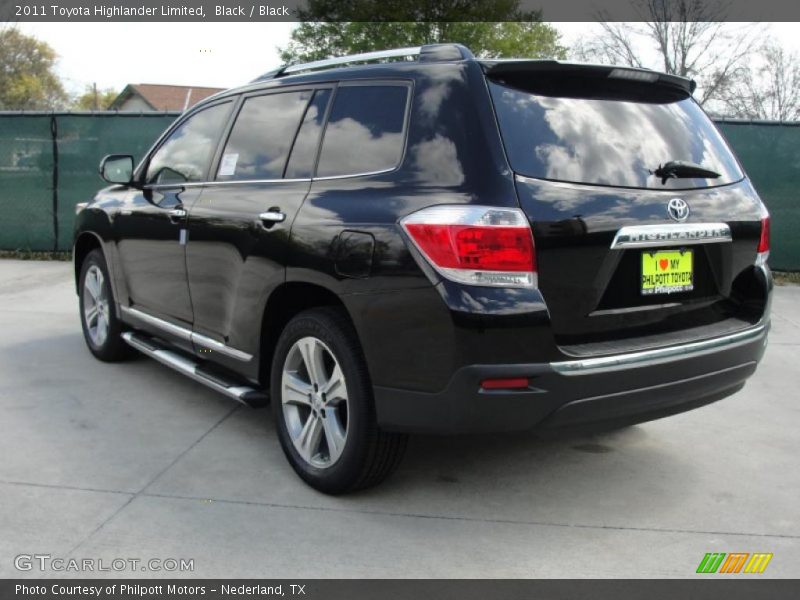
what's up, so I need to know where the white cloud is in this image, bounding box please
[15,22,295,94]
[14,20,800,100]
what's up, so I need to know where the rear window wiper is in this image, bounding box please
[651,160,720,184]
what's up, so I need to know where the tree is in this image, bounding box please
[278,1,567,63]
[0,27,67,110]
[72,84,119,111]
[718,43,800,120]
[572,0,762,108]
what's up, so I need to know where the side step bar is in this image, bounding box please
[122,332,268,407]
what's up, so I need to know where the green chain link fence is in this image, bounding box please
[715,120,800,271]
[0,112,798,269]
[0,112,178,252]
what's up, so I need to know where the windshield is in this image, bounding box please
[488,80,743,190]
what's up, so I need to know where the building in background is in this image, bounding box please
[109,84,225,112]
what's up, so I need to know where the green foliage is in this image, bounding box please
[773,271,800,286]
[0,28,67,110]
[72,85,119,111]
[0,250,71,261]
[278,1,567,63]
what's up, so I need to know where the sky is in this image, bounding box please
[11,21,800,96]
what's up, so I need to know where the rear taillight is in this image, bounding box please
[481,377,529,390]
[757,215,770,266]
[400,205,536,288]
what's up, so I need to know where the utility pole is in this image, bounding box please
[93,82,98,110]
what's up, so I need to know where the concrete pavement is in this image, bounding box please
[0,259,798,578]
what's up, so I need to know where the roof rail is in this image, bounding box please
[254,44,473,82]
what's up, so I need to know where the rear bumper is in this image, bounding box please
[374,321,768,434]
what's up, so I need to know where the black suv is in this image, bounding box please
[74,44,771,493]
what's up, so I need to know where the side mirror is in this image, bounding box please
[99,154,134,185]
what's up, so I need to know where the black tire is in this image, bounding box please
[78,248,131,362]
[271,307,408,494]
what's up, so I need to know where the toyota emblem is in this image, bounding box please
[667,198,690,222]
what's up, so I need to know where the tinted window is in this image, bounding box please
[217,91,311,181]
[285,89,332,179]
[489,81,743,189]
[317,85,408,178]
[146,102,231,185]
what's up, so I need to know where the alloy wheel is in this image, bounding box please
[83,264,110,347]
[281,336,349,469]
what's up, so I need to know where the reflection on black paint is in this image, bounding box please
[317,85,408,177]
[146,102,232,185]
[218,91,312,181]
[285,89,332,179]
[490,81,743,190]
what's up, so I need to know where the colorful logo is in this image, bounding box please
[696,552,773,574]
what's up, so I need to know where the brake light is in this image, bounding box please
[481,377,529,390]
[400,205,536,288]
[757,216,770,253]
[757,215,770,266]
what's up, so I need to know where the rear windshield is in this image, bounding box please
[488,80,743,190]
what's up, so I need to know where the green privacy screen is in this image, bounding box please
[0,113,798,269]
[0,115,55,251]
[716,121,800,271]
[0,112,178,252]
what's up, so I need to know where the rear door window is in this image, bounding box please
[316,84,409,178]
[489,79,743,190]
[217,90,311,181]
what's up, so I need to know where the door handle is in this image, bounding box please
[168,208,187,223]
[259,210,286,224]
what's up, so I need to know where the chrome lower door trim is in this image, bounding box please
[191,331,253,362]
[551,322,767,376]
[120,305,192,341]
[120,305,253,362]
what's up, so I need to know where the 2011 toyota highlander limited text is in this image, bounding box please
[73,44,771,493]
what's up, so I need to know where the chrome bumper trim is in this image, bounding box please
[550,322,767,376]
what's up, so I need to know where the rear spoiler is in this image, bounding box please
[480,60,696,96]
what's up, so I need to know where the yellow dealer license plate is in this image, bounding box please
[641,249,693,295]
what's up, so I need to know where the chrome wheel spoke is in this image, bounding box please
[299,338,326,387]
[86,269,103,301]
[94,313,108,345]
[283,373,313,407]
[85,273,97,301]
[321,409,347,462]
[297,413,324,463]
[322,364,346,399]
[84,304,98,327]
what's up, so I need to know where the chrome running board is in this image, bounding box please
[121,332,268,407]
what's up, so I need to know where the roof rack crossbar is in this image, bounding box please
[255,47,421,81]
[282,46,422,75]
[253,44,474,83]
